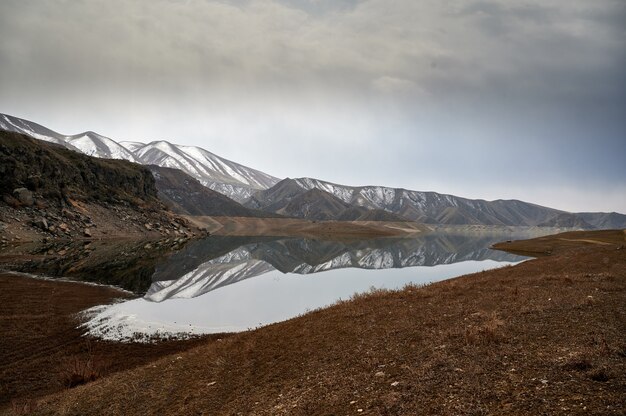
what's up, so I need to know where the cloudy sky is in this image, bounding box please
[1,0,624,212]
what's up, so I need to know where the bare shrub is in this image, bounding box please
[465,312,505,345]
[59,341,110,388]
[351,286,390,301]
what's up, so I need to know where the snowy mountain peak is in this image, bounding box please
[0,113,280,202]
[66,132,139,162]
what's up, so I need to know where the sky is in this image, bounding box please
[0,0,625,213]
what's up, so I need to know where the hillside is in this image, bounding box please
[0,131,192,242]
[0,113,279,202]
[10,231,625,415]
[247,177,626,228]
[245,179,410,221]
[149,165,279,218]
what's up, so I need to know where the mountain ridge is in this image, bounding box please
[2,112,624,228]
[0,113,279,202]
[246,177,626,229]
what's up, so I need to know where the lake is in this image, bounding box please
[77,232,530,341]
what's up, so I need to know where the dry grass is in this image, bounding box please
[0,273,216,411]
[2,231,625,415]
[464,312,506,345]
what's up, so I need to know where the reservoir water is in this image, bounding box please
[79,232,530,340]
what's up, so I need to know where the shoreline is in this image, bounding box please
[1,230,624,414]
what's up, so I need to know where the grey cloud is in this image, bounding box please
[0,0,624,212]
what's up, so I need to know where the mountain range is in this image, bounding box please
[2,112,625,228]
[0,113,278,202]
[246,178,626,228]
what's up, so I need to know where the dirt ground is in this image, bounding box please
[0,273,223,413]
[185,215,428,239]
[492,229,626,256]
[1,230,622,415]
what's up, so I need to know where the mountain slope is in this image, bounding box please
[247,177,626,228]
[149,165,279,218]
[127,140,279,202]
[246,179,411,221]
[0,113,80,151]
[576,212,626,229]
[0,113,138,162]
[0,113,279,202]
[66,132,138,162]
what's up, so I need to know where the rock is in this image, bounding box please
[13,188,34,206]
[32,217,48,230]
[58,223,69,232]
[144,223,152,231]
[375,371,385,377]
[84,228,92,237]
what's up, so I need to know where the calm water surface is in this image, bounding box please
[82,232,530,340]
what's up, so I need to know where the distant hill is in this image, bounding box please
[247,178,626,229]
[576,212,626,229]
[536,213,594,229]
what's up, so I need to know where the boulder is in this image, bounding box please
[84,228,92,237]
[13,188,34,206]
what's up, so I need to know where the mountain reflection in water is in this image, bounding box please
[145,233,527,302]
[77,232,532,340]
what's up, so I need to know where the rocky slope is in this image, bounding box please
[149,165,279,218]
[0,132,193,243]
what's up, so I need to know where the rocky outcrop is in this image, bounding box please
[0,131,199,243]
[0,131,158,206]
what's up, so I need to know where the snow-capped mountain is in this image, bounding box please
[66,132,139,162]
[0,113,138,162]
[3,112,625,226]
[0,113,80,151]
[247,178,626,228]
[125,140,279,201]
[0,113,279,201]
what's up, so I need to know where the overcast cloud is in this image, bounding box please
[0,0,624,212]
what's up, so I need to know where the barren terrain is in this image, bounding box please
[0,230,623,415]
[185,216,428,239]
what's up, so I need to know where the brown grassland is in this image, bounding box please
[1,230,624,415]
